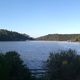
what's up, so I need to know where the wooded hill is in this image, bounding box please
[37,34,80,41]
[0,29,34,41]
[1,29,80,41]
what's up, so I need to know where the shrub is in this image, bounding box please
[0,51,32,80]
[45,49,80,80]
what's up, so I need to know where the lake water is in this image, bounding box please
[0,41,80,69]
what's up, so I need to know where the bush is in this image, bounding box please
[0,51,32,80]
[45,49,80,80]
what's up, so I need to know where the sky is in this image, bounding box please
[0,0,80,37]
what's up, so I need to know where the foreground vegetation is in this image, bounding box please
[45,49,80,80]
[0,50,80,80]
[37,34,80,41]
[0,51,32,80]
[0,29,34,41]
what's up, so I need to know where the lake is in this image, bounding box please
[0,41,80,69]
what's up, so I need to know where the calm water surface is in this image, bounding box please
[0,41,80,69]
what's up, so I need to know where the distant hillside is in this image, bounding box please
[0,29,34,41]
[37,34,80,41]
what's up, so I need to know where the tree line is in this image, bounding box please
[37,34,80,41]
[0,29,34,41]
[1,29,80,41]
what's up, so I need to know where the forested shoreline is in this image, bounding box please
[1,29,80,42]
[37,34,80,41]
[0,29,34,41]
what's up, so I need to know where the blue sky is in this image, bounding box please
[0,0,80,37]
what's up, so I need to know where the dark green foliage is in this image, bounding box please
[0,29,34,41]
[0,51,32,80]
[45,49,80,80]
[37,34,80,41]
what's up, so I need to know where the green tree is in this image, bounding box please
[0,51,32,80]
[45,49,80,80]
[0,53,9,80]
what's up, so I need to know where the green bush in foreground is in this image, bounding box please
[0,51,32,80]
[45,49,80,80]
